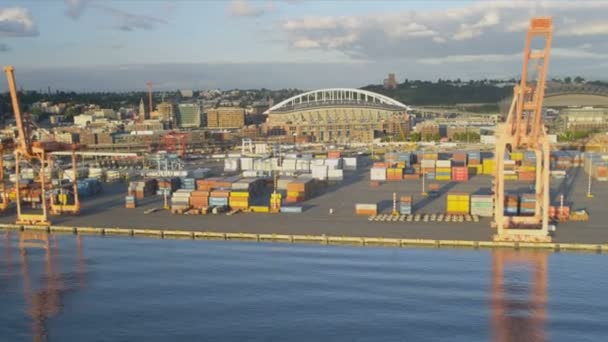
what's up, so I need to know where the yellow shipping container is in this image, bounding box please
[230,192,250,198]
[436,176,451,181]
[435,167,451,173]
[287,191,304,198]
[510,152,524,161]
[387,168,403,174]
[505,175,518,180]
[447,194,470,201]
[447,200,470,213]
[396,162,406,169]
[483,159,495,175]
[520,166,536,172]
[250,205,270,213]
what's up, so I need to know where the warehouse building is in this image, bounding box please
[177,104,201,128]
[207,107,245,129]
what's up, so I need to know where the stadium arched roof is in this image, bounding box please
[265,88,411,114]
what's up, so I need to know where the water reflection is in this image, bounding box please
[491,249,548,342]
[11,232,87,342]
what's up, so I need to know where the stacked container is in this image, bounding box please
[421,159,435,180]
[190,190,209,209]
[451,152,467,167]
[400,196,413,215]
[504,194,519,216]
[584,153,608,181]
[446,192,470,214]
[327,169,344,181]
[209,189,230,208]
[125,195,136,208]
[286,179,315,203]
[157,177,180,195]
[470,195,493,217]
[171,189,192,211]
[451,166,468,182]
[519,194,536,216]
[436,160,451,181]
[386,168,403,181]
[468,152,482,176]
[180,177,196,190]
[355,203,378,216]
[370,167,387,181]
[128,179,158,199]
[229,191,250,210]
[482,159,495,175]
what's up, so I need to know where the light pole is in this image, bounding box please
[587,156,594,198]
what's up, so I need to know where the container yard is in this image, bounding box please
[0,150,607,245]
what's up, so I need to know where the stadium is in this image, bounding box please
[265,88,412,143]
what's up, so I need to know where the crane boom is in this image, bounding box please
[3,66,32,157]
[493,17,553,242]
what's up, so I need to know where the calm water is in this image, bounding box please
[0,232,607,342]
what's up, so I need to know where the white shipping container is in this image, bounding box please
[296,159,311,172]
[282,159,297,171]
[328,169,343,181]
[311,165,328,180]
[242,170,260,178]
[436,160,451,167]
[240,158,254,171]
[343,157,357,170]
[224,158,240,172]
[421,160,436,167]
[325,158,343,170]
[355,203,377,211]
[370,167,387,181]
[312,159,325,166]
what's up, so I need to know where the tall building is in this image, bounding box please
[383,73,397,90]
[138,98,146,121]
[177,104,201,128]
[207,107,245,128]
[156,102,175,122]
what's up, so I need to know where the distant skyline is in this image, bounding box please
[1,1,608,91]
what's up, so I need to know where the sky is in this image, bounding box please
[1,0,608,91]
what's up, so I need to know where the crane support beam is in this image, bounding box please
[50,151,138,157]
[493,17,553,242]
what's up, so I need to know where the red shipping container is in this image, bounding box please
[328,151,341,159]
[451,167,469,182]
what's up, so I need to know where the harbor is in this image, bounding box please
[1,154,606,249]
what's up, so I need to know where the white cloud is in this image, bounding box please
[293,39,320,49]
[559,22,608,36]
[279,0,608,69]
[0,7,38,37]
[63,0,167,31]
[227,0,267,18]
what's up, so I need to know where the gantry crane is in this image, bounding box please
[493,17,553,242]
[4,66,80,225]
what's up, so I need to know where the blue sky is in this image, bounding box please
[1,1,608,91]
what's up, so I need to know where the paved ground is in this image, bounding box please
[1,159,606,243]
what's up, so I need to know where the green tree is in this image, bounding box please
[564,76,572,84]
[574,76,585,83]
[409,132,421,142]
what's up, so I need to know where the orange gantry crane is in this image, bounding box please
[493,17,553,242]
[4,66,81,225]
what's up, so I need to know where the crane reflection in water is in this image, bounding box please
[491,249,548,342]
[3,231,87,342]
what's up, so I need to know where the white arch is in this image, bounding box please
[265,88,411,114]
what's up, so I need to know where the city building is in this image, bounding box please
[179,89,194,98]
[557,107,608,132]
[156,102,175,122]
[265,88,411,143]
[177,104,201,128]
[207,107,245,129]
[138,98,146,120]
[415,121,440,140]
[383,73,397,90]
